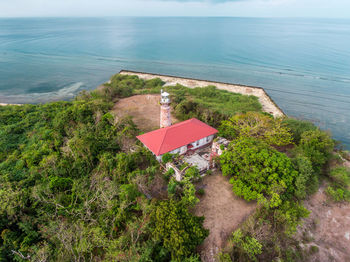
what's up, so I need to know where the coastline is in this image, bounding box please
[0,103,22,106]
[119,70,285,118]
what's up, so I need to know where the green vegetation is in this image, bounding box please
[170,85,262,127]
[161,152,173,164]
[221,137,297,206]
[0,74,345,262]
[105,74,262,127]
[298,129,334,173]
[151,200,208,261]
[172,85,261,125]
[326,166,350,202]
[219,114,337,261]
[219,112,293,146]
[0,76,210,261]
[230,229,262,262]
[95,74,262,128]
[283,118,317,144]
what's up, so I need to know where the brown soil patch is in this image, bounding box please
[112,94,178,132]
[112,94,160,131]
[299,185,350,261]
[194,172,256,262]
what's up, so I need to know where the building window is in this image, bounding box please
[196,140,199,146]
[206,136,210,142]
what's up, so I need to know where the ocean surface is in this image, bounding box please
[0,17,349,148]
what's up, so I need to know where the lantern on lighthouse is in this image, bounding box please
[160,89,171,128]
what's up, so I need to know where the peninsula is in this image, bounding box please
[0,71,349,262]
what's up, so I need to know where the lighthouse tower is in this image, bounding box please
[160,89,171,128]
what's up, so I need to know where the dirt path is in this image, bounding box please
[112,94,178,132]
[194,172,256,262]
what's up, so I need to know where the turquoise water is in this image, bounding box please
[0,17,349,147]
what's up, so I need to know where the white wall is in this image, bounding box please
[158,135,215,161]
[190,135,214,150]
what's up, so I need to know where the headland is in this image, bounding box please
[119,70,285,118]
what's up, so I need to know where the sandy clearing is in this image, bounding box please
[299,185,350,262]
[194,172,256,262]
[111,94,178,132]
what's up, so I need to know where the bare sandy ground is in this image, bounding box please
[299,186,350,262]
[112,94,178,132]
[119,70,284,118]
[0,103,22,106]
[299,158,350,262]
[194,172,256,262]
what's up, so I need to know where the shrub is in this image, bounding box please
[182,181,199,207]
[206,169,213,175]
[150,200,208,261]
[197,188,205,196]
[183,166,200,181]
[49,176,73,193]
[292,154,318,199]
[299,130,334,173]
[219,112,293,146]
[329,166,350,188]
[309,245,319,254]
[162,152,173,163]
[282,118,317,144]
[230,229,262,262]
[220,137,298,204]
[167,178,178,196]
[164,168,175,181]
[144,78,165,89]
[326,186,350,202]
[273,201,310,235]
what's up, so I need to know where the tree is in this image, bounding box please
[220,137,298,205]
[292,154,318,199]
[282,118,317,144]
[219,112,293,146]
[299,129,334,173]
[230,229,262,262]
[150,200,208,261]
[161,153,173,163]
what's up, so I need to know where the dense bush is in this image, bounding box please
[219,119,336,261]
[298,129,334,173]
[219,112,293,146]
[283,118,317,144]
[292,154,318,199]
[0,87,207,260]
[161,152,173,163]
[224,199,309,262]
[220,137,298,205]
[168,85,262,127]
[230,229,262,262]
[326,166,350,202]
[150,199,208,261]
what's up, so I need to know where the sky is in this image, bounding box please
[0,0,349,18]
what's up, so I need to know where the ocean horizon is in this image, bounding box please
[0,17,349,148]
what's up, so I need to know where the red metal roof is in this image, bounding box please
[137,118,218,156]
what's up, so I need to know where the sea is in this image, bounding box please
[0,17,349,148]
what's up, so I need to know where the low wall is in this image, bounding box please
[119,70,284,118]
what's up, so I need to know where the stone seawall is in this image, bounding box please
[119,70,284,118]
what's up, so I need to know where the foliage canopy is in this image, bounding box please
[220,137,298,205]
